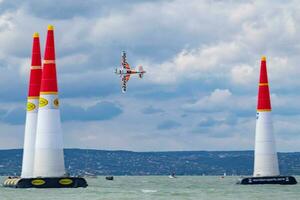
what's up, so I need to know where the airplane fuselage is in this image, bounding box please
[115,69,145,75]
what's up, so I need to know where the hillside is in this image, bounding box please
[1,149,300,176]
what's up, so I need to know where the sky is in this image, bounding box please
[0,0,299,151]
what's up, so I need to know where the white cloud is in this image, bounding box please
[184,89,232,110]
[18,58,30,78]
[148,42,241,84]
[229,3,256,24]
[0,0,299,151]
[231,64,255,85]
[141,0,300,90]
[183,88,255,112]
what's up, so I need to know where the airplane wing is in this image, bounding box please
[124,62,131,70]
[121,51,130,70]
[125,74,130,81]
[121,74,131,93]
[121,60,130,70]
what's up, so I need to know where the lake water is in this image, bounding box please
[1,176,299,200]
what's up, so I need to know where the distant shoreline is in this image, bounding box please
[0,149,299,176]
[1,148,299,153]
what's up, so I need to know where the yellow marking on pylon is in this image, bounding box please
[27,102,36,111]
[43,60,55,64]
[257,109,271,112]
[31,179,46,186]
[59,178,73,185]
[39,97,48,107]
[40,91,58,95]
[259,83,268,86]
[28,96,39,99]
[48,25,54,30]
[33,32,39,38]
[30,65,42,70]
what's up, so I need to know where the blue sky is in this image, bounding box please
[0,0,300,151]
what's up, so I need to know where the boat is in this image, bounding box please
[221,172,226,179]
[105,176,114,181]
[83,172,97,179]
[168,173,176,179]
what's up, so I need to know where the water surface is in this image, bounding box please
[1,176,299,200]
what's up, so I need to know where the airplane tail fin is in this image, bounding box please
[138,66,144,78]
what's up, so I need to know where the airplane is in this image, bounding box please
[115,51,146,93]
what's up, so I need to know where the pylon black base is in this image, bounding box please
[237,176,297,185]
[3,176,88,188]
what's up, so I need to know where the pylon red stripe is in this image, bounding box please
[257,57,271,110]
[28,33,42,97]
[40,26,58,93]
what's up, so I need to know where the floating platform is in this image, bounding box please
[3,176,88,188]
[237,176,297,185]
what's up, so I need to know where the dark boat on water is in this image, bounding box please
[105,176,114,181]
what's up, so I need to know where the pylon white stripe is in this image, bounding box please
[33,94,65,177]
[253,111,279,177]
[21,98,39,178]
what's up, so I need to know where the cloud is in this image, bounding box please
[61,101,123,121]
[183,88,256,116]
[141,106,164,115]
[157,120,181,130]
[229,3,256,24]
[0,0,299,151]
[198,115,237,128]
[231,64,255,85]
[183,89,232,112]
[1,107,25,124]
[148,42,242,84]
[0,101,123,125]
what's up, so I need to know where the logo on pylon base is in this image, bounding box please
[39,97,48,107]
[54,98,59,108]
[59,178,73,185]
[27,102,36,111]
[31,179,45,186]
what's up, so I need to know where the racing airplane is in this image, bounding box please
[115,51,146,93]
